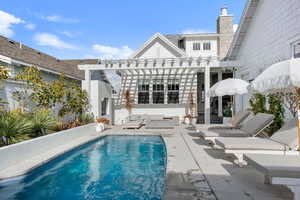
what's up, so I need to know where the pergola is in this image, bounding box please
[78,56,239,124]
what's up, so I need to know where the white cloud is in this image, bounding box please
[34,33,77,50]
[24,23,36,30]
[59,30,74,37]
[233,24,239,33]
[92,44,134,59]
[182,29,214,34]
[46,14,78,23]
[0,10,24,37]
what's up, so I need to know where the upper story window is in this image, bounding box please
[292,42,300,58]
[193,43,201,51]
[203,42,211,51]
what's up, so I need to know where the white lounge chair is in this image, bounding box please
[244,154,300,200]
[207,110,251,130]
[198,113,274,144]
[216,118,298,166]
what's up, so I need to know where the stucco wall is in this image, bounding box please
[82,80,112,118]
[235,0,300,111]
[0,123,97,172]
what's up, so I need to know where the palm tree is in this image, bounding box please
[0,111,31,145]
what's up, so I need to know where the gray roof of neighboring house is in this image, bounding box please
[0,36,84,80]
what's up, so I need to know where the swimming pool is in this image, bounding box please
[0,136,167,200]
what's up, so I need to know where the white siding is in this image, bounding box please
[185,38,218,57]
[137,40,179,59]
[235,0,300,111]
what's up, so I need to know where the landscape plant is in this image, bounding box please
[27,108,57,137]
[123,89,133,119]
[0,65,10,110]
[58,81,89,120]
[267,94,285,135]
[0,110,31,145]
[249,93,285,135]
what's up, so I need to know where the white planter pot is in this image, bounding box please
[223,117,232,124]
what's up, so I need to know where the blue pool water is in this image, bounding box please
[0,136,167,200]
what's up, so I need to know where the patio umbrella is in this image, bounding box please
[207,78,249,115]
[248,58,300,149]
[207,78,249,97]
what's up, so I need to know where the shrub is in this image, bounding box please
[27,109,57,137]
[79,113,94,124]
[0,111,31,145]
[267,94,284,135]
[249,93,267,114]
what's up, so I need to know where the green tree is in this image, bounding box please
[59,81,89,119]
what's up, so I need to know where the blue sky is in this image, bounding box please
[0,0,247,59]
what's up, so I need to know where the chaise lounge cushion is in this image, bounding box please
[244,154,300,178]
[216,137,288,151]
[199,129,250,138]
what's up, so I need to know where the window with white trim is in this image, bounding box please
[167,79,179,104]
[203,42,211,51]
[138,79,149,104]
[152,79,164,104]
[193,43,201,51]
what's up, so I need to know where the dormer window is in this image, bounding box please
[203,42,211,50]
[193,43,201,51]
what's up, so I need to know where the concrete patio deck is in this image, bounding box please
[0,124,294,200]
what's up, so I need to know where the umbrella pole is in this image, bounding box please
[296,88,300,151]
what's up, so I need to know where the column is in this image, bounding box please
[204,64,210,124]
[85,70,91,100]
[218,71,223,117]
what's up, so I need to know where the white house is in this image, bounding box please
[79,8,239,124]
[226,0,300,114]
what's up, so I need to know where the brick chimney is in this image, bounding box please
[217,7,234,59]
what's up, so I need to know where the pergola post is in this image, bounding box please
[218,71,223,117]
[84,70,91,100]
[204,63,211,124]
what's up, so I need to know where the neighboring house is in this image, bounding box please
[0,36,84,112]
[78,8,238,124]
[226,0,300,113]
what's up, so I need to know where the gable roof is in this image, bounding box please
[129,32,186,58]
[226,0,259,60]
[0,36,84,80]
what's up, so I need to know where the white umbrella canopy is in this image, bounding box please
[249,58,300,150]
[249,58,300,94]
[207,78,249,97]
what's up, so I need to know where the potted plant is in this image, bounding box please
[223,103,232,124]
